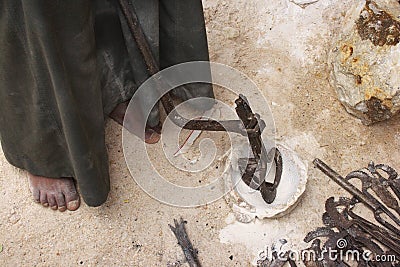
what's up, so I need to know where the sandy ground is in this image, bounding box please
[1,0,399,266]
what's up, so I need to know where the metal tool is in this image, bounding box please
[314,159,400,235]
[117,0,282,203]
[305,159,400,266]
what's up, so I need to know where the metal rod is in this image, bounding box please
[118,0,248,135]
[313,158,379,210]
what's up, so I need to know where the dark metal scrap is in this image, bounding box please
[304,159,400,266]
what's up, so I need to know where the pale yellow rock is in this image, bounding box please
[329,0,400,125]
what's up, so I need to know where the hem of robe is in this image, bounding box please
[0,0,213,207]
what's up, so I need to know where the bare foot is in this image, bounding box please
[109,101,161,144]
[28,173,80,212]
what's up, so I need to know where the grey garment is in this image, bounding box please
[0,0,213,206]
[117,0,215,126]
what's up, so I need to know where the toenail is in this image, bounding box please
[58,206,67,212]
[51,206,58,210]
[67,200,80,211]
[68,200,79,206]
[42,203,49,207]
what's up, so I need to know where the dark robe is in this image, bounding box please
[0,0,213,206]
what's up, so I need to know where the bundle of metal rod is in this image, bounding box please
[306,159,400,266]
